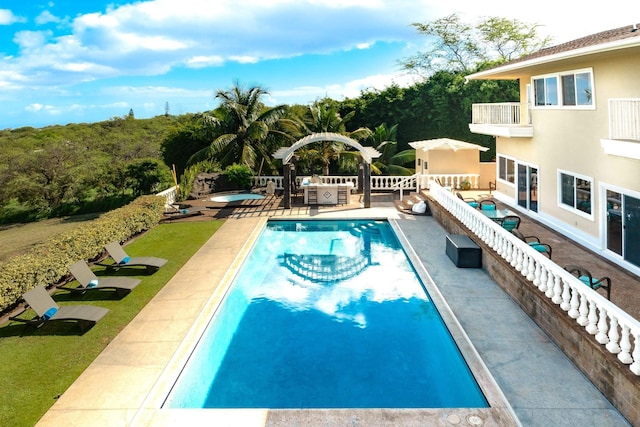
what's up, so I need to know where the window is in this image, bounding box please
[533,69,593,108]
[559,171,592,215]
[534,76,558,106]
[498,156,515,184]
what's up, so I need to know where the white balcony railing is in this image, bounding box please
[471,102,528,125]
[609,99,640,142]
[430,181,640,377]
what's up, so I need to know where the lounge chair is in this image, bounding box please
[512,230,552,258]
[456,192,479,208]
[9,286,109,332]
[62,260,141,297]
[101,241,168,273]
[564,265,612,300]
[162,205,206,220]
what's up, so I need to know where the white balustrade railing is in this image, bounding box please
[472,102,528,125]
[609,98,640,142]
[156,186,178,209]
[416,174,481,190]
[430,181,640,376]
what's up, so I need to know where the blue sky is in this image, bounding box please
[0,1,637,129]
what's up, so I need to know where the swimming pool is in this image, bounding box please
[164,219,488,409]
[210,193,265,203]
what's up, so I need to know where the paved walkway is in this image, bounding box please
[35,195,632,426]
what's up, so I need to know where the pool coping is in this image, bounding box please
[35,209,520,427]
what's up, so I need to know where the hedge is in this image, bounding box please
[0,195,165,313]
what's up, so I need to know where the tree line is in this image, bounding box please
[0,14,546,224]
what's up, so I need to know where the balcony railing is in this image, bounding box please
[471,102,528,125]
[609,98,640,142]
[430,181,640,377]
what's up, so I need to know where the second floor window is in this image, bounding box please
[533,69,593,108]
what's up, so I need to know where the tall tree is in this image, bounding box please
[369,124,415,176]
[186,83,291,172]
[401,13,551,75]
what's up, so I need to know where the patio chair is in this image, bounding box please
[511,229,552,258]
[102,241,168,273]
[564,265,612,300]
[62,260,141,298]
[500,215,521,231]
[9,286,109,332]
[479,199,496,210]
[456,192,479,208]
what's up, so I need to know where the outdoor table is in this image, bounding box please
[303,182,354,205]
[479,208,516,223]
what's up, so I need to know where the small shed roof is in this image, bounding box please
[409,138,489,152]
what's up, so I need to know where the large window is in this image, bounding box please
[559,170,592,215]
[498,155,515,184]
[533,69,593,108]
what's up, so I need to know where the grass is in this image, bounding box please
[0,220,224,427]
[0,214,102,263]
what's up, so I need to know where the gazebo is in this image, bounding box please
[273,132,381,208]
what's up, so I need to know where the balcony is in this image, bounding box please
[601,98,640,160]
[469,102,533,138]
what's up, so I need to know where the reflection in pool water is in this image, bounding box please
[165,219,488,409]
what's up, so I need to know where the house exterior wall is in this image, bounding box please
[416,149,481,174]
[495,49,640,253]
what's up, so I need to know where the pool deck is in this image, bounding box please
[35,199,631,427]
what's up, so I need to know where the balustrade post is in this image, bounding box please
[630,334,640,375]
[618,325,633,364]
[595,308,610,344]
[606,317,621,354]
[586,301,599,334]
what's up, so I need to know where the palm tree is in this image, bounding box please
[282,100,372,175]
[369,123,415,176]
[187,83,291,172]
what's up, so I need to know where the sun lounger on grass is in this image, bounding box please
[62,260,141,297]
[100,241,168,273]
[9,286,109,332]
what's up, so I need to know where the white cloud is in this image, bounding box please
[0,9,25,25]
[35,11,62,25]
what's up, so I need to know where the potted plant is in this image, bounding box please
[460,179,471,191]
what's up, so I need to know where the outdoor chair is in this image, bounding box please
[500,215,521,231]
[62,260,141,298]
[511,229,552,258]
[564,265,612,300]
[101,241,168,274]
[479,199,497,210]
[9,286,109,332]
[456,192,479,208]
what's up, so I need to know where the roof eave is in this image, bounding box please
[466,37,640,81]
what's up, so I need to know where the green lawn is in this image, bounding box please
[0,220,223,427]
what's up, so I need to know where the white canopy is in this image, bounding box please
[409,138,489,152]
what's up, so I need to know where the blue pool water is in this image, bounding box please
[165,219,488,409]
[210,193,265,202]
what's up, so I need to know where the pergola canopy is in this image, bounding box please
[273,132,381,164]
[409,138,489,152]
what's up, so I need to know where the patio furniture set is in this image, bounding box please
[455,192,612,299]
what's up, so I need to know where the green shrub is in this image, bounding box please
[0,195,165,312]
[224,163,253,189]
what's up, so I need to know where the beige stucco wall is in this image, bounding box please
[497,48,640,241]
[415,149,482,174]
